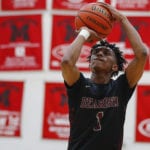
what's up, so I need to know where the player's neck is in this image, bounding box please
[90,72,111,84]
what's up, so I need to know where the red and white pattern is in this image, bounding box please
[0,15,42,71]
[42,82,69,140]
[0,81,24,137]
[2,0,46,10]
[52,0,97,10]
[104,0,150,11]
[50,15,92,71]
[136,85,150,142]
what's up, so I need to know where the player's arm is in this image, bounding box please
[102,3,148,88]
[121,18,148,88]
[61,32,85,86]
[61,27,100,86]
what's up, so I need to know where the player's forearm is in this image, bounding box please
[62,34,86,66]
[121,18,148,58]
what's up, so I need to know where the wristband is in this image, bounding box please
[79,29,90,40]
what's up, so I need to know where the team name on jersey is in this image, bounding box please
[80,96,119,109]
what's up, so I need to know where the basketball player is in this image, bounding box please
[61,3,148,150]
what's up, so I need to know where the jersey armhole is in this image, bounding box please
[64,73,85,90]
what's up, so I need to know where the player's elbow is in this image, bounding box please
[136,46,149,60]
[141,47,149,59]
[61,57,72,69]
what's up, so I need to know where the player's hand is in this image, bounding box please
[76,26,102,42]
[100,2,127,23]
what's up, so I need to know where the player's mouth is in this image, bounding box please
[93,58,104,62]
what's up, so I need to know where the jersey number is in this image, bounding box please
[93,112,104,132]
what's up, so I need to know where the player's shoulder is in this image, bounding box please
[113,72,126,81]
[113,72,131,88]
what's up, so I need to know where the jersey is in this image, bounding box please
[65,73,136,150]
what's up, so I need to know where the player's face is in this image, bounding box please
[89,47,118,73]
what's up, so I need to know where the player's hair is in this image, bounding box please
[88,40,127,77]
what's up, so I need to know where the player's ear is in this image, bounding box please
[112,64,118,71]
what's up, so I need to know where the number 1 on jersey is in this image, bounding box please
[93,111,104,132]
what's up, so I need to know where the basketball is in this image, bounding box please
[75,2,114,38]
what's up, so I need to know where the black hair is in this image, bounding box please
[88,40,127,77]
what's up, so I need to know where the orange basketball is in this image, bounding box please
[75,2,114,38]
